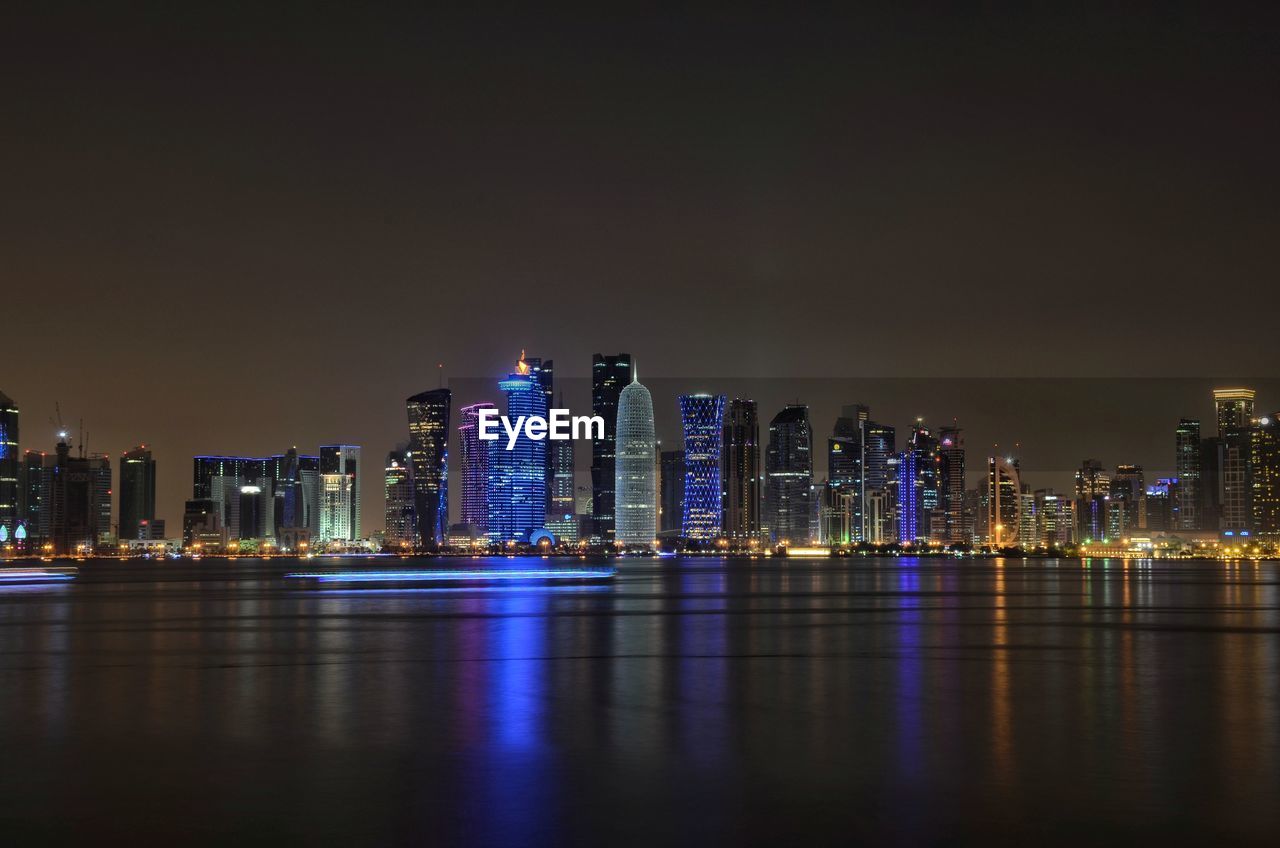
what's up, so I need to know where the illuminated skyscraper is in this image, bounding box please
[1111,464,1146,533]
[488,353,549,543]
[458,402,496,534]
[862,420,896,542]
[384,447,415,547]
[987,455,1021,547]
[615,371,657,546]
[679,393,726,540]
[1251,413,1280,538]
[119,446,156,540]
[1075,458,1109,540]
[722,398,761,542]
[1214,388,1255,534]
[319,445,360,541]
[0,391,18,539]
[406,388,450,548]
[765,404,812,544]
[522,356,555,514]
[1174,418,1201,530]
[898,423,939,544]
[938,426,966,544]
[590,353,633,541]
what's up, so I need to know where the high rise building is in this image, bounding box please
[590,353,633,542]
[1110,464,1146,533]
[938,426,966,544]
[269,448,306,537]
[1214,387,1256,433]
[863,421,896,543]
[522,356,555,514]
[0,392,18,540]
[384,447,415,548]
[679,394,726,540]
[1251,413,1280,539]
[764,404,812,544]
[119,446,156,540]
[319,445,360,541]
[897,423,939,544]
[1075,458,1109,541]
[299,454,320,537]
[722,398,761,542]
[318,472,353,543]
[458,402,496,534]
[1033,489,1075,547]
[25,435,112,553]
[615,371,657,546]
[987,455,1021,547]
[488,354,549,543]
[1213,387,1257,534]
[1199,436,1223,530]
[1145,479,1174,532]
[1174,419,1201,530]
[406,388,451,548]
[659,450,685,537]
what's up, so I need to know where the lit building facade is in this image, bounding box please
[319,445,361,541]
[1174,418,1201,530]
[987,455,1021,547]
[406,388,450,548]
[679,393,726,540]
[1251,413,1280,538]
[459,402,496,535]
[0,391,17,541]
[659,450,685,537]
[615,373,657,546]
[590,353,632,542]
[938,426,965,544]
[722,398,761,542]
[384,447,415,547]
[765,404,812,545]
[488,354,549,543]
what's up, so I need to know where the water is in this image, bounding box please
[1,556,1278,845]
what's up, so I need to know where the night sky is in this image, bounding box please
[5,4,1279,533]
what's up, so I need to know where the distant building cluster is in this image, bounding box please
[1,380,1278,556]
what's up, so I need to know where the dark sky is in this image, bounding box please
[4,4,1279,533]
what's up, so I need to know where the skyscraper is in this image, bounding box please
[765,404,812,545]
[523,356,555,514]
[1110,464,1146,533]
[406,388,451,548]
[119,446,156,540]
[898,423,939,544]
[590,353,632,541]
[659,450,685,537]
[679,393,726,540]
[488,353,548,543]
[1174,418,1201,530]
[1075,458,1109,541]
[458,402,495,534]
[384,447,415,548]
[987,455,1021,547]
[615,371,657,546]
[722,398,761,542]
[938,426,966,544]
[1251,413,1279,539]
[863,420,896,542]
[1214,388,1255,534]
[319,445,360,542]
[0,391,18,540]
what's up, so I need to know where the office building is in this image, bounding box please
[722,398,761,542]
[679,393,726,540]
[659,450,685,537]
[1174,419,1201,530]
[406,388,450,548]
[0,391,17,540]
[119,445,156,541]
[590,353,633,541]
[987,455,1021,547]
[765,404,812,545]
[458,402,496,535]
[488,354,549,543]
[615,371,657,546]
[319,445,360,542]
[938,426,965,544]
[384,447,415,547]
[1252,413,1280,538]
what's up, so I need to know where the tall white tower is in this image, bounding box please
[615,368,657,546]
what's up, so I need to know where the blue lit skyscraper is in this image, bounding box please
[488,353,549,543]
[459,402,496,534]
[679,393,725,540]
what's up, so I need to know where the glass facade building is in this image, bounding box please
[1174,418,1201,530]
[590,353,632,541]
[319,445,360,542]
[615,374,657,546]
[384,447,415,547]
[406,388,451,548]
[722,399,761,542]
[487,356,548,543]
[0,391,18,540]
[679,394,725,540]
[765,404,812,545]
[119,445,156,541]
[458,402,496,534]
